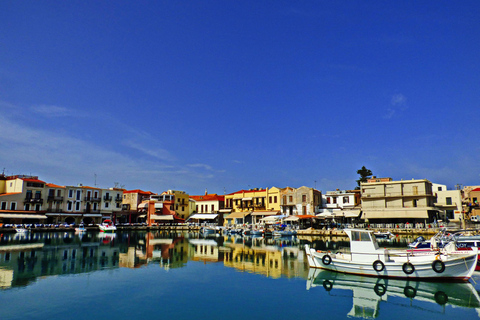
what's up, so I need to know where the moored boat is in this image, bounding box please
[98,220,116,233]
[305,228,478,281]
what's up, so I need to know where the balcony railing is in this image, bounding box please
[114,197,122,202]
[104,196,112,201]
[47,196,64,201]
[24,198,43,204]
[362,191,434,198]
[84,197,102,202]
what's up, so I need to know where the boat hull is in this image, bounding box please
[305,245,477,281]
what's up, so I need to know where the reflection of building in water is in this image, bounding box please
[189,239,222,263]
[119,233,189,270]
[0,235,119,289]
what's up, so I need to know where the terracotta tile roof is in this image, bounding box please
[46,183,65,188]
[227,189,267,195]
[190,194,225,201]
[79,185,101,190]
[471,188,480,192]
[124,189,155,195]
[21,178,46,183]
[0,192,22,197]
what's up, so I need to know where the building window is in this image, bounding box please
[67,201,73,211]
[10,202,16,210]
[332,197,337,204]
[68,190,73,198]
[76,190,81,200]
[26,190,32,199]
[446,197,452,205]
[302,195,307,202]
[105,202,109,208]
[75,201,80,211]
[211,204,214,212]
[343,197,349,204]
[0,202,6,210]
[438,187,443,191]
[24,203,30,211]
[274,196,277,203]
[413,199,417,207]
[269,197,272,203]
[326,197,331,204]
[289,196,293,202]
[35,204,41,211]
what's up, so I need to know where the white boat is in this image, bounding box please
[98,220,116,233]
[15,228,29,233]
[304,228,478,281]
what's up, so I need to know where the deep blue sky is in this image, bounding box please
[1,1,479,194]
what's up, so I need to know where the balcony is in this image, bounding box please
[114,197,122,202]
[24,197,43,204]
[104,196,113,201]
[47,196,64,202]
[84,197,102,202]
[362,191,434,199]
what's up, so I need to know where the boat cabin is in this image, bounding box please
[344,229,389,262]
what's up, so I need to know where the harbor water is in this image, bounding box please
[0,230,479,320]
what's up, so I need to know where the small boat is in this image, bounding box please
[75,225,87,234]
[273,229,296,237]
[373,231,395,239]
[251,230,264,236]
[15,227,29,233]
[98,220,117,233]
[305,228,478,281]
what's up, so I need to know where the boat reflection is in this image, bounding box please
[306,268,480,318]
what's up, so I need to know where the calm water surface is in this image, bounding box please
[0,231,479,320]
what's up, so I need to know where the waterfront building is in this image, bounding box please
[122,189,155,224]
[162,190,190,221]
[317,189,361,222]
[280,186,322,216]
[462,186,480,220]
[360,177,439,224]
[0,175,48,225]
[432,183,463,225]
[189,193,225,225]
[224,188,285,226]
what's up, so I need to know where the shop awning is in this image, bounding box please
[46,213,83,217]
[261,215,284,222]
[0,213,47,219]
[242,197,253,201]
[151,215,174,220]
[188,214,218,220]
[283,216,299,222]
[138,203,147,208]
[218,209,232,213]
[225,212,251,219]
[83,214,102,217]
[252,211,280,216]
[342,210,362,218]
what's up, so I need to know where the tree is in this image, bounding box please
[356,166,373,188]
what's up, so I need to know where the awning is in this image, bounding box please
[138,203,147,208]
[283,216,299,222]
[261,215,284,222]
[0,213,47,219]
[138,214,146,218]
[188,214,218,220]
[251,211,280,216]
[46,213,83,217]
[342,210,361,218]
[218,209,232,213]
[242,197,252,201]
[225,212,251,219]
[151,215,174,220]
[296,215,318,219]
[83,214,102,217]
[362,210,429,219]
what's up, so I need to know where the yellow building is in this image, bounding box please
[224,188,284,225]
